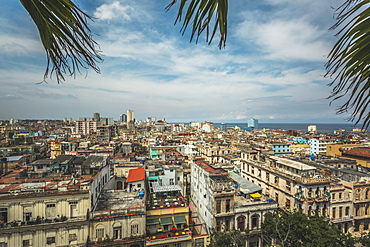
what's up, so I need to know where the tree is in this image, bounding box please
[208,229,246,247]
[262,209,356,247]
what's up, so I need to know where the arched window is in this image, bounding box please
[322,204,327,217]
[356,189,361,200]
[117,181,123,190]
[251,214,259,229]
[237,215,246,231]
[113,222,122,239]
[366,189,369,200]
[308,188,313,198]
[130,221,139,235]
[95,224,105,240]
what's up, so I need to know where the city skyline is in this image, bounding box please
[0,0,355,124]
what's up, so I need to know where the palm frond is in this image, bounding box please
[325,0,370,129]
[20,0,103,83]
[166,0,228,49]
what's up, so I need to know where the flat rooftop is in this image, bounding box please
[270,156,316,171]
[94,190,145,212]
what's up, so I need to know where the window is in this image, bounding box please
[46,237,55,245]
[169,178,174,185]
[345,206,350,216]
[251,215,259,229]
[266,172,270,182]
[216,200,221,214]
[286,199,291,207]
[332,207,336,218]
[356,189,360,200]
[131,224,139,235]
[339,193,342,199]
[216,220,221,231]
[46,204,56,218]
[96,228,104,239]
[226,199,230,212]
[332,193,336,200]
[22,240,30,247]
[339,207,343,218]
[69,234,77,241]
[274,177,279,184]
[286,181,291,191]
[113,226,122,239]
[173,243,182,247]
[0,208,8,223]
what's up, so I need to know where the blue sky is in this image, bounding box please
[0,0,354,123]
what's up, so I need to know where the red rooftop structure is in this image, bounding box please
[126,167,146,183]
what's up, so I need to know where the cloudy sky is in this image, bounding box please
[0,0,354,123]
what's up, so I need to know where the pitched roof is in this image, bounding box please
[126,167,145,183]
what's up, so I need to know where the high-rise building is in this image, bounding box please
[247,118,258,129]
[93,112,100,121]
[146,116,156,123]
[221,123,227,131]
[120,114,127,122]
[308,125,317,133]
[127,110,134,123]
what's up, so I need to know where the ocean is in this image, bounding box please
[214,123,362,134]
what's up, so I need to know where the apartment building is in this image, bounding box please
[231,172,278,246]
[240,152,331,216]
[146,182,193,247]
[0,169,91,247]
[89,190,146,247]
[75,120,98,135]
[310,138,336,155]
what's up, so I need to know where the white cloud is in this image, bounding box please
[236,18,330,62]
[94,1,133,21]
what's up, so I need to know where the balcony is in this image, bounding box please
[0,216,87,233]
[332,215,353,223]
[146,229,192,246]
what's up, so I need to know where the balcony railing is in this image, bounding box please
[0,216,85,229]
[331,215,353,223]
[146,229,192,246]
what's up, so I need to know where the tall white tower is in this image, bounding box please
[127,110,134,123]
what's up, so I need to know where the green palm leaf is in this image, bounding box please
[20,0,103,83]
[326,0,370,129]
[166,0,228,49]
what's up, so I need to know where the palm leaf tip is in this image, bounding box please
[20,0,103,83]
[325,0,370,129]
[166,0,228,49]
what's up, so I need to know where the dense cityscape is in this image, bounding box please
[0,111,370,247]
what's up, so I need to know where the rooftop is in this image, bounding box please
[230,172,262,193]
[93,190,145,213]
[270,156,316,171]
[126,167,146,183]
